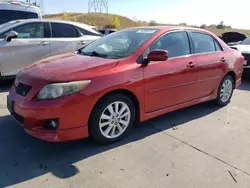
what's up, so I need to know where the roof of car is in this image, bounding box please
[14,19,93,27]
[0,19,99,35]
[0,1,41,11]
[122,25,216,36]
[125,25,207,31]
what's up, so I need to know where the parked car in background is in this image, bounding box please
[7,26,244,144]
[98,28,117,35]
[220,31,247,46]
[0,19,102,78]
[0,1,42,25]
[227,41,242,46]
[230,37,250,74]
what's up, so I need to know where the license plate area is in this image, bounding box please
[7,95,14,114]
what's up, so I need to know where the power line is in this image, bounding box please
[88,0,108,13]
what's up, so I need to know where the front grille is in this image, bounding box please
[15,83,32,97]
[13,112,24,125]
[242,53,250,66]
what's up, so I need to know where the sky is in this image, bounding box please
[37,0,249,29]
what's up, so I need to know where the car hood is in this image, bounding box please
[232,45,250,53]
[23,53,119,82]
[222,32,247,43]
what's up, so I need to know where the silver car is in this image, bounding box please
[0,19,102,78]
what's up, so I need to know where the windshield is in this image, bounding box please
[0,20,21,31]
[241,37,250,45]
[0,10,38,25]
[81,28,159,59]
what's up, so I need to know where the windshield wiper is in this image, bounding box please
[82,51,108,58]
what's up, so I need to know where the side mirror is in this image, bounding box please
[5,31,18,42]
[146,49,169,63]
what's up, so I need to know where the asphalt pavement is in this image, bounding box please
[1,79,250,188]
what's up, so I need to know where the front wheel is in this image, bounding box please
[215,75,234,106]
[89,93,136,144]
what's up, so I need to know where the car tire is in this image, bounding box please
[89,93,136,145]
[215,75,234,106]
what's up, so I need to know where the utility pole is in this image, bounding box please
[88,0,108,13]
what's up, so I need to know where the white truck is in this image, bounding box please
[0,1,42,25]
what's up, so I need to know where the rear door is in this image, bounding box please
[0,22,50,76]
[49,22,80,57]
[190,31,226,97]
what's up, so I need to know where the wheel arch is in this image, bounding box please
[88,88,141,133]
[225,71,236,88]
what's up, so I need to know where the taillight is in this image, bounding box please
[10,2,22,6]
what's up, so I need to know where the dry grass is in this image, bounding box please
[44,13,250,36]
[206,27,250,36]
[44,13,144,29]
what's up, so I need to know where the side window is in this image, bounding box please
[51,23,78,38]
[12,23,45,38]
[75,26,102,36]
[191,32,216,54]
[150,31,190,58]
[214,40,222,51]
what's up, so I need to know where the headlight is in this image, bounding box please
[37,80,91,100]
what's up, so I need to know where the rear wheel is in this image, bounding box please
[89,93,136,144]
[215,75,234,106]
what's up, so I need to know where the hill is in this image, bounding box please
[44,13,250,37]
[44,13,144,29]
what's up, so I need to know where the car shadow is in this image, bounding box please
[0,102,220,187]
[0,79,13,93]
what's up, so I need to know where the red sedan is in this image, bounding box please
[7,26,244,144]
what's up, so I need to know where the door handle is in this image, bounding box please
[40,41,49,46]
[187,62,196,68]
[78,41,87,45]
[220,57,227,62]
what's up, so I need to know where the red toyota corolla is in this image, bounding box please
[7,26,244,144]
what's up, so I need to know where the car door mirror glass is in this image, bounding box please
[5,31,18,42]
[146,49,169,63]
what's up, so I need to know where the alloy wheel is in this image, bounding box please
[99,101,131,139]
[220,79,233,103]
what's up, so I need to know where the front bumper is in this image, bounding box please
[8,84,94,142]
[24,126,89,142]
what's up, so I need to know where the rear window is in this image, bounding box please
[0,10,38,25]
[241,37,250,45]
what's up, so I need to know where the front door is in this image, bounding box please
[0,22,50,76]
[144,31,199,113]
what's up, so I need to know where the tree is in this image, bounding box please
[208,24,216,28]
[112,16,121,28]
[216,21,225,29]
[149,20,158,26]
[62,11,69,20]
[200,24,206,29]
[179,23,187,26]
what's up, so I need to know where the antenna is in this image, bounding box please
[88,0,108,13]
[39,0,44,14]
[26,0,44,13]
